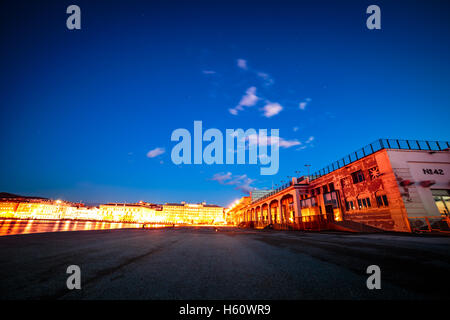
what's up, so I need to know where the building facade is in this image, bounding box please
[161,202,225,225]
[0,197,83,220]
[226,196,252,225]
[98,203,158,222]
[0,196,226,225]
[234,139,450,233]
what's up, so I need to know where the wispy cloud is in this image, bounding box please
[279,138,302,148]
[229,86,259,115]
[239,87,259,107]
[229,108,238,115]
[237,59,248,70]
[299,98,312,110]
[244,133,301,149]
[146,147,165,158]
[211,172,232,184]
[257,72,274,86]
[202,70,216,74]
[262,102,283,118]
[296,136,315,151]
[211,172,255,194]
[237,59,273,86]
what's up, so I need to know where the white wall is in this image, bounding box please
[387,149,450,217]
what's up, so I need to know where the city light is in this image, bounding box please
[0,198,227,226]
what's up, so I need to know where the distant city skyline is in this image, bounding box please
[1,0,449,206]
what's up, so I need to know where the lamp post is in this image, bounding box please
[305,164,311,180]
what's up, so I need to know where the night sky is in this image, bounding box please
[1,0,449,206]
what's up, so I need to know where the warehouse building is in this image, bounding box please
[236,139,450,233]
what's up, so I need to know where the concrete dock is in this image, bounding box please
[0,227,449,299]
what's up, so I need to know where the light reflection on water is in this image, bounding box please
[0,219,142,236]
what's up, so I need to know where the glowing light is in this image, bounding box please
[0,200,226,226]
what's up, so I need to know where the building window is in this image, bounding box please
[301,197,317,208]
[345,200,355,211]
[351,170,365,184]
[357,197,371,209]
[329,183,335,192]
[376,195,389,207]
[316,187,321,195]
[322,185,328,193]
[324,192,339,208]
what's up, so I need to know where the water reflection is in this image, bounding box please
[0,219,142,236]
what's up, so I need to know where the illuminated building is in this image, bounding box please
[96,202,225,224]
[0,194,80,220]
[98,203,159,223]
[0,193,225,225]
[14,201,69,220]
[62,206,102,221]
[161,202,225,225]
[0,201,20,218]
[233,139,450,233]
[225,197,251,225]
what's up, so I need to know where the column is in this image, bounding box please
[292,190,302,224]
[278,199,283,224]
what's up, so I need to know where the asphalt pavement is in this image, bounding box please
[0,227,449,300]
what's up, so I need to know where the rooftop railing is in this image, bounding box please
[251,139,449,204]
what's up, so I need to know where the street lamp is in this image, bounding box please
[304,164,311,179]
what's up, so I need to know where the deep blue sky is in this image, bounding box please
[1,0,449,206]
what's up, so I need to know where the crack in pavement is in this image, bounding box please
[39,239,179,300]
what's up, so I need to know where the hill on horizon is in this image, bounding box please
[0,192,49,200]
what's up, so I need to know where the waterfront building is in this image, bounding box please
[0,195,79,220]
[161,202,225,225]
[62,206,102,221]
[225,197,252,225]
[233,139,450,233]
[0,201,20,218]
[0,198,225,224]
[97,202,225,224]
[98,203,159,223]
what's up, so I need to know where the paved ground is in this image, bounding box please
[0,227,449,300]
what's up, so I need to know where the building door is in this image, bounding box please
[325,205,334,222]
[432,190,450,216]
